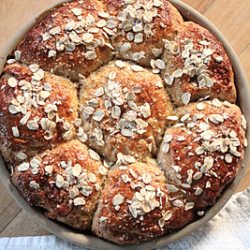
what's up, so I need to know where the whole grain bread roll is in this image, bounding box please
[16,0,114,81]
[92,161,194,244]
[12,140,108,230]
[162,22,236,106]
[102,0,183,66]
[79,60,173,163]
[0,63,78,164]
[158,100,246,210]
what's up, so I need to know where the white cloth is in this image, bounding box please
[1,187,250,250]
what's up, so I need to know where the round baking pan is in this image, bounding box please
[0,1,249,249]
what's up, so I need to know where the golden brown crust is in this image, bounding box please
[102,0,183,66]
[16,0,114,80]
[0,0,247,246]
[12,140,108,230]
[158,100,246,209]
[79,60,173,162]
[0,63,78,163]
[162,22,236,106]
[92,162,194,244]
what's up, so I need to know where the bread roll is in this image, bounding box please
[162,22,236,106]
[12,140,107,230]
[0,63,78,163]
[92,161,193,244]
[17,0,114,80]
[158,100,246,209]
[103,0,183,66]
[80,60,173,162]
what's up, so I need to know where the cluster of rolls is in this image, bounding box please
[0,0,247,245]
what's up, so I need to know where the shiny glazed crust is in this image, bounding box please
[0,0,247,246]
[158,100,246,209]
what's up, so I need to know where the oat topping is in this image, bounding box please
[160,100,247,209]
[14,50,22,61]
[103,165,186,230]
[37,4,115,62]
[166,184,179,193]
[29,180,40,189]
[130,65,144,72]
[185,202,194,211]
[88,149,101,161]
[116,0,163,46]
[129,186,161,218]
[17,162,30,172]
[80,63,155,147]
[115,60,126,68]
[6,65,76,141]
[167,115,179,121]
[181,92,191,105]
[116,153,136,166]
[45,165,53,175]
[16,151,107,208]
[8,77,18,88]
[163,37,219,105]
[112,193,124,207]
[73,197,86,206]
[15,151,27,161]
[12,126,20,137]
[172,199,184,208]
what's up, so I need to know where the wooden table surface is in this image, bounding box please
[0,0,250,238]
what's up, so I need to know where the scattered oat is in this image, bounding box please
[56,174,64,188]
[71,8,82,16]
[72,164,82,177]
[73,197,86,206]
[12,126,20,137]
[131,65,144,72]
[29,181,40,189]
[115,60,126,68]
[88,149,100,161]
[93,109,105,122]
[181,92,191,105]
[18,162,30,172]
[8,77,17,88]
[112,193,124,206]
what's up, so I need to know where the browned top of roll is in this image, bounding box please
[162,22,236,106]
[158,100,246,209]
[103,0,183,66]
[0,63,78,163]
[80,60,173,162]
[16,0,114,80]
[12,140,108,230]
[92,161,194,244]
